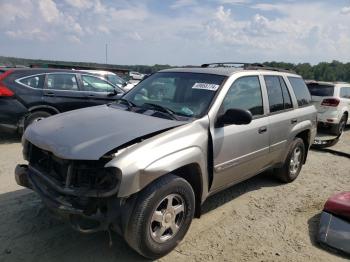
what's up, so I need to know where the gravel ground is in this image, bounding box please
[0,129,349,262]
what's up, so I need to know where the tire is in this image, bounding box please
[124,174,195,259]
[330,115,347,136]
[24,111,52,130]
[275,138,305,183]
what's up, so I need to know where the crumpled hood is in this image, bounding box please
[24,105,184,160]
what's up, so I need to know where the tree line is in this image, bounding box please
[1,56,350,82]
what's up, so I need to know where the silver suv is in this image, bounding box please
[15,63,317,259]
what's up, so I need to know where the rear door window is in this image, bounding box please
[18,75,44,89]
[307,84,334,97]
[288,77,311,107]
[280,77,293,109]
[265,76,284,113]
[340,87,350,99]
[47,74,79,91]
[264,76,293,113]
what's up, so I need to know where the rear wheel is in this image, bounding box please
[124,174,195,259]
[275,138,305,183]
[330,115,347,136]
[24,111,52,130]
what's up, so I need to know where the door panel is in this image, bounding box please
[44,73,89,112]
[268,110,298,162]
[212,118,270,191]
[264,75,297,164]
[211,75,270,191]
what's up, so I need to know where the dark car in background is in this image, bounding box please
[0,68,124,133]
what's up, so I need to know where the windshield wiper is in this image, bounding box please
[142,103,178,120]
[116,98,136,110]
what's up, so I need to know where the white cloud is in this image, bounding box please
[203,3,350,63]
[218,0,250,5]
[5,28,50,41]
[128,32,143,41]
[67,35,81,43]
[64,0,93,9]
[341,6,350,14]
[0,1,31,24]
[171,0,197,9]
[38,0,60,23]
[97,25,110,34]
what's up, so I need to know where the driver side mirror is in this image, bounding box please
[216,108,253,128]
[107,87,119,96]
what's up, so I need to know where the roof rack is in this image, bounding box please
[201,62,247,68]
[201,62,295,73]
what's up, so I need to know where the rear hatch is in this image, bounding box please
[306,83,335,112]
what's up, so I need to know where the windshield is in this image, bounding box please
[123,72,226,118]
[307,83,334,97]
[107,74,126,86]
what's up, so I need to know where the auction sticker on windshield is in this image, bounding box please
[192,83,220,91]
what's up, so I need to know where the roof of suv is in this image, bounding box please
[161,63,299,77]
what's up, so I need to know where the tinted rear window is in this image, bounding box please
[307,84,334,97]
[288,77,311,107]
[18,75,45,89]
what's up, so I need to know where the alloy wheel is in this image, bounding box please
[149,193,186,243]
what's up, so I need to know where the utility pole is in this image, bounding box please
[105,43,108,64]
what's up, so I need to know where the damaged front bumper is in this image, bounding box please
[15,164,134,234]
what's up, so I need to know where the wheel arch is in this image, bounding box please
[28,105,60,115]
[295,129,311,164]
[169,163,203,218]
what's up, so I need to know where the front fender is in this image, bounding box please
[113,146,207,198]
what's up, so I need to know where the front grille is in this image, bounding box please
[27,143,119,194]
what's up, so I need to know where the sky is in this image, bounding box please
[1,0,350,65]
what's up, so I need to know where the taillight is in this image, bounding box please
[321,98,340,107]
[0,70,14,97]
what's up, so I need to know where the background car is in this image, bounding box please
[81,70,136,91]
[129,71,145,80]
[306,80,350,135]
[0,68,124,133]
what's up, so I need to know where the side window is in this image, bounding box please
[222,76,263,116]
[81,75,115,93]
[264,76,284,113]
[288,77,311,107]
[340,87,350,99]
[47,74,78,91]
[279,77,293,109]
[18,75,44,89]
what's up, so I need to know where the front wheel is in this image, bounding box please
[24,111,52,130]
[275,138,305,183]
[124,175,195,259]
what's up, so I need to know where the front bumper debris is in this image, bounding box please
[15,164,134,234]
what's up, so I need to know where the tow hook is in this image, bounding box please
[14,164,31,189]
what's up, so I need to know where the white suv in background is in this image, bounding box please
[306,81,350,135]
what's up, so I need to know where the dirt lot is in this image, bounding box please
[0,129,349,262]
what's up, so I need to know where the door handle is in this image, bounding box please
[258,127,267,134]
[291,118,298,124]
[44,92,55,96]
[87,94,95,97]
